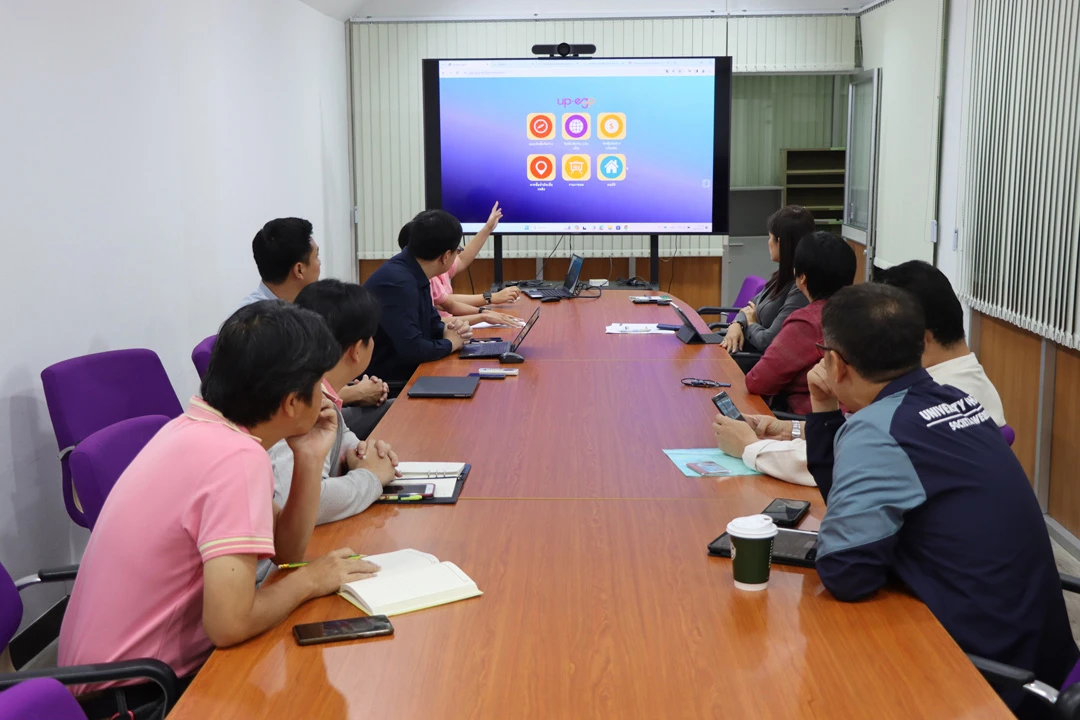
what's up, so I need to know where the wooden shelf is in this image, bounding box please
[782,148,846,227]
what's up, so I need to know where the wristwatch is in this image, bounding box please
[483,291,492,305]
[790,420,802,440]
[478,307,488,314]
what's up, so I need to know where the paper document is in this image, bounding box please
[606,323,676,335]
[662,448,763,477]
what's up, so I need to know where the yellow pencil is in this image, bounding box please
[278,554,366,570]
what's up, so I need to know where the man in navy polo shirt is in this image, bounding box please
[806,283,1077,719]
[364,210,472,387]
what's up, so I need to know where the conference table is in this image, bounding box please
[169,292,1012,719]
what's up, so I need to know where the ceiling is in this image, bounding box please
[300,0,877,22]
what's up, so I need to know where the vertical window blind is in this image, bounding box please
[958,0,1080,348]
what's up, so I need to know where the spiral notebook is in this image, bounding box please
[377,462,471,505]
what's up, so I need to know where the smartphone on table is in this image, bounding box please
[712,391,744,421]
[687,461,731,477]
[293,616,394,646]
[382,483,435,498]
[760,498,811,528]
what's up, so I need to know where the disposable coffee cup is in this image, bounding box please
[727,514,779,591]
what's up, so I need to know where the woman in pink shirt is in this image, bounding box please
[398,202,524,328]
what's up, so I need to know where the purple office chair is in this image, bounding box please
[191,335,216,380]
[69,415,171,529]
[41,349,182,528]
[1002,425,1016,447]
[697,274,769,331]
[0,678,87,719]
[0,561,178,713]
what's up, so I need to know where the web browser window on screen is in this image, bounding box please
[427,57,727,234]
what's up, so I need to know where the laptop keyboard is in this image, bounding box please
[531,287,573,298]
[463,341,511,356]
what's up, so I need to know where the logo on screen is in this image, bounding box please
[597,112,626,140]
[597,154,626,181]
[527,113,556,140]
[562,114,591,140]
[527,154,556,181]
[562,154,591,181]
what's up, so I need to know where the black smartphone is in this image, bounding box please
[761,498,811,528]
[293,616,394,646]
[711,391,744,421]
[382,483,436,497]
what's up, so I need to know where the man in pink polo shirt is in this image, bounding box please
[59,301,380,718]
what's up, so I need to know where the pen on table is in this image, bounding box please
[278,554,366,570]
[379,494,423,502]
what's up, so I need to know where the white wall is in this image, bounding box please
[933,0,968,289]
[859,0,945,268]
[0,0,351,627]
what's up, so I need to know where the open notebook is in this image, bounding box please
[386,462,467,499]
[339,549,482,617]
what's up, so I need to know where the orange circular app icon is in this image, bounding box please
[529,115,554,139]
[529,155,554,180]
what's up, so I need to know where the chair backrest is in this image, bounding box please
[0,678,87,719]
[69,415,172,529]
[191,335,216,380]
[1001,425,1016,447]
[728,275,768,323]
[0,564,22,654]
[41,349,183,528]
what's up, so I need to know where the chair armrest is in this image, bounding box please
[1061,573,1080,595]
[14,565,79,591]
[0,658,178,706]
[966,654,1036,687]
[697,306,742,317]
[708,323,731,332]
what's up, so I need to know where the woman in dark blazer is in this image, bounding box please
[721,205,817,354]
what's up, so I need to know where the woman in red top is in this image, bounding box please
[744,232,857,414]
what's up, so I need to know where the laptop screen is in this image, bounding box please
[563,254,584,290]
[510,308,541,352]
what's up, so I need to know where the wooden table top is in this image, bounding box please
[467,290,721,361]
[168,292,1012,720]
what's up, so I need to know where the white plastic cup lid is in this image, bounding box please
[727,514,779,539]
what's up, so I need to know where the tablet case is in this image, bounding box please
[407,376,480,398]
[707,529,819,568]
[375,464,471,506]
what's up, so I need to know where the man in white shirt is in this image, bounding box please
[715,261,1006,486]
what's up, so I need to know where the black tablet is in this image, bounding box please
[708,528,819,568]
[407,376,480,398]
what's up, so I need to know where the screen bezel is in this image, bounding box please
[564,254,584,289]
[510,307,541,352]
[421,56,732,235]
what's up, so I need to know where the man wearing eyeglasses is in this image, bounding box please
[804,284,1076,719]
[363,210,474,389]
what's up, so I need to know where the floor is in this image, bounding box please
[21,540,1080,670]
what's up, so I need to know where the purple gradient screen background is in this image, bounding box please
[436,74,717,226]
